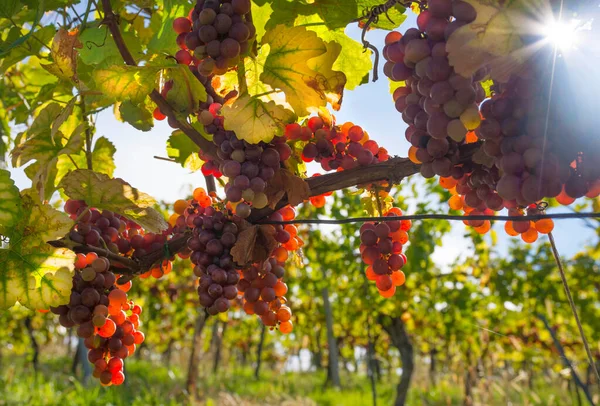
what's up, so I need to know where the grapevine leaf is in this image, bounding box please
[51,97,76,137]
[56,136,117,186]
[306,40,347,111]
[78,26,143,66]
[165,65,207,114]
[42,28,83,81]
[265,168,310,209]
[250,0,273,42]
[0,25,55,70]
[222,94,296,144]
[266,0,406,31]
[58,169,168,232]
[0,169,22,234]
[446,0,529,79]
[166,130,204,171]
[12,123,86,200]
[231,224,278,267]
[147,0,189,56]
[117,101,154,131]
[261,25,346,116]
[0,192,75,310]
[29,103,62,137]
[91,65,161,105]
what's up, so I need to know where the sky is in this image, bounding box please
[6,9,599,272]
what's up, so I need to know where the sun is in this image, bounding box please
[542,18,581,50]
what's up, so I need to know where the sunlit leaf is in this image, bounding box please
[0,192,74,310]
[91,65,161,105]
[222,94,296,144]
[58,169,168,232]
[261,25,346,116]
[0,169,22,234]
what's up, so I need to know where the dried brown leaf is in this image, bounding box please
[231,224,278,267]
[265,168,310,209]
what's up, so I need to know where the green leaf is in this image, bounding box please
[357,0,407,30]
[13,121,86,200]
[0,169,22,234]
[79,26,143,65]
[0,25,55,70]
[29,103,62,137]
[261,25,346,116]
[166,130,204,171]
[0,0,21,19]
[147,0,189,56]
[58,169,168,232]
[55,136,117,186]
[0,192,74,310]
[117,101,154,131]
[222,94,296,144]
[91,65,161,105]
[165,65,207,114]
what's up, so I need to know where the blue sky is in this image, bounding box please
[7,10,598,267]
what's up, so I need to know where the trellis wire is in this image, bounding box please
[548,232,600,388]
[257,211,600,225]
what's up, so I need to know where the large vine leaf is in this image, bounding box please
[0,169,22,234]
[0,192,74,310]
[446,0,529,80]
[261,25,346,116]
[222,94,296,144]
[58,169,168,232]
[166,130,204,171]
[91,65,161,105]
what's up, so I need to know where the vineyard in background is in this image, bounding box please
[1,0,600,404]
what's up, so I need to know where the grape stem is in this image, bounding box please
[99,0,222,162]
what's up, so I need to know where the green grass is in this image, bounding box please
[0,356,589,406]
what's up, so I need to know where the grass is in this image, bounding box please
[0,355,590,405]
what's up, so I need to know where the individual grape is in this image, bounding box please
[173,17,192,34]
[220,38,240,58]
[229,23,250,42]
[232,0,251,14]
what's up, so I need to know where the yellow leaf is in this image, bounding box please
[48,28,83,80]
[261,25,346,116]
[222,94,296,144]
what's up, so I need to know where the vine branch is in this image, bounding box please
[99,0,220,161]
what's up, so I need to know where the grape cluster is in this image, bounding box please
[51,253,145,386]
[385,1,484,179]
[285,117,389,172]
[180,197,241,315]
[359,208,410,297]
[198,103,291,214]
[173,0,256,76]
[64,200,174,279]
[236,206,299,333]
[387,0,600,240]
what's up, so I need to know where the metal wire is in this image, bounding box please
[257,211,600,226]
